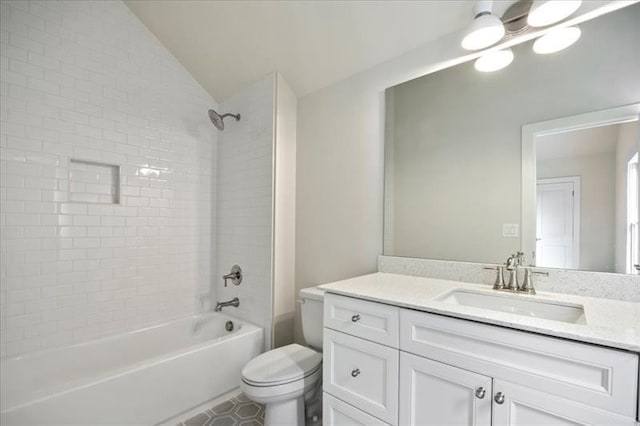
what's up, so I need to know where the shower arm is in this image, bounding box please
[220,113,240,121]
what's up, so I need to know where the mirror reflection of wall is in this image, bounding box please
[534,122,639,273]
[383,3,640,274]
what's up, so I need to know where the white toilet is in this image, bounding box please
[240,286,325,426]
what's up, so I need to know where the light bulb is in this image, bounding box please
[533,26,581,54]
[474,48,514,72]
[527,0,582,27]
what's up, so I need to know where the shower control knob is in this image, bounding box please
[222,265,242,287]
[351,314,361,322]
[351,369,361,378]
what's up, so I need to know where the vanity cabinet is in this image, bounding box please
[323,293,639,426]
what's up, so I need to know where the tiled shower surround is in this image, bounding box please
[0,1,218,356]
[216,75,275,350]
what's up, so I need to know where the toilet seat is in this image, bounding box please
[241,344,322,387]
[240,363,322,404]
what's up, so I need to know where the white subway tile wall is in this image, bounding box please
[217,75,275,350]
[0,0,217,356]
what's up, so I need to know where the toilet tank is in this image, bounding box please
[299,286,325,350]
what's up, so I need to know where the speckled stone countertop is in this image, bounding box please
[319,272,640,352]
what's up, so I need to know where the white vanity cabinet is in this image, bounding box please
[323,293,640,426]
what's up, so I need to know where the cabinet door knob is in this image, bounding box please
[494,392,505,405]
[351,314,361,322]
[351,368,361,378]
[475,387,486,399]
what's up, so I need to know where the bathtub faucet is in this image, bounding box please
[214,297,240,312]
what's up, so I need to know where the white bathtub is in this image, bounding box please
[0,313,263,425]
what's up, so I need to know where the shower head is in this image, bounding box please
[208,109,241,131]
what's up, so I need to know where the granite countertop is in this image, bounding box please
[319,272,640,352]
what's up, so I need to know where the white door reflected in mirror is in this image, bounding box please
[536,177,580,269]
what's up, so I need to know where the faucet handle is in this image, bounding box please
[520,268,548,294]
[484,266,505,290]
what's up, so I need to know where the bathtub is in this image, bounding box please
[0,313,263,425]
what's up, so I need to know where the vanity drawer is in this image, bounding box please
[400,309,639,418]
[324,293,399,347]
[323,393,391,426]
[323,328,399,424]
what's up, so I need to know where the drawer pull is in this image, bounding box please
[351,368,361,378]
[475,387,486,399]
[494,392,505,405]
[351,314,361,322]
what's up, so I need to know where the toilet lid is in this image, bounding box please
[242,343,322,386]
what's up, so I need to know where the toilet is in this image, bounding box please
[241,286,325,426]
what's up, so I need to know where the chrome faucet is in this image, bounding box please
[214,297,240,312]
[485,251,549,294]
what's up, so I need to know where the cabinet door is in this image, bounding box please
[399,352,492,426]
[492,380,636,426]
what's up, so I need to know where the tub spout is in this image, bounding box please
[214,297,239,312]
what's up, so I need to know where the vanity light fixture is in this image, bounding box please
[527,0,582,27]
[533,26,581,54]
[461,0,505,51]
[474,48,514,72]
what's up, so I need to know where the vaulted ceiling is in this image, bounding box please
[125,1,518,101]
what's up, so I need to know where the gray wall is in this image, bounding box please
[386,4,640,264]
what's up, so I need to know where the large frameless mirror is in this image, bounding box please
[383,3,640,274]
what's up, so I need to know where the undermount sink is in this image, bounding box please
[434,289,586,324]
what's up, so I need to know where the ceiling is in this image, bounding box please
[124,1,518,101]
[536,124,622,161]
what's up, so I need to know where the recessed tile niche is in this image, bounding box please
[69,159,120,204]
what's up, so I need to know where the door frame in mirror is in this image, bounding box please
[521,103,640,268]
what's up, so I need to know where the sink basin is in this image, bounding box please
[434,289,586,324]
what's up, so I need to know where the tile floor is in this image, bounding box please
[178,394,265,426]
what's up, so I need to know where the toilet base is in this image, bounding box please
[264,396,304,426]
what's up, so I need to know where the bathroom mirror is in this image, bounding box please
[383,3,640,273]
